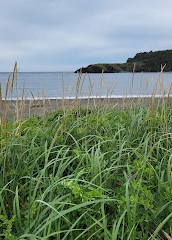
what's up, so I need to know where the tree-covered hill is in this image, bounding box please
[75,49,172,73]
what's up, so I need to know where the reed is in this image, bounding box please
[86,77,96,117]
[98,71,104,107]
[37,91,44,121]
[62,73,65,114]
[28,97,32,119]
[18,80,25,147]
[42,86,46,117]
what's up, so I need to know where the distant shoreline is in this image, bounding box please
[1,94,171,101]
[75,50,172,73]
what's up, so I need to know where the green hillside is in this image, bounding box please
[75,49,172,73]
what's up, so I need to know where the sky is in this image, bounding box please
[0,0,172,72]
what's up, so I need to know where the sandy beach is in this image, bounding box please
[0,96,171,119]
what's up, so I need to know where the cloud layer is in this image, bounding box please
[0,0,172,71]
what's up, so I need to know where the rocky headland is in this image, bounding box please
[75,49,172,73]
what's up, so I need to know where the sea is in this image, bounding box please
[0,72,171,100]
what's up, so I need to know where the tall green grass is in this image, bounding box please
[0,64,172,239]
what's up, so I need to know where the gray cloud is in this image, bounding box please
[0,0,171,71]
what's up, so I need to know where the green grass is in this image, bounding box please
[0,100,172,239]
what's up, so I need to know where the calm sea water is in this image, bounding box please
[0,72,171,99]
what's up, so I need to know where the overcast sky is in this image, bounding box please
[0,0,172,72]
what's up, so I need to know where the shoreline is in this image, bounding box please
[1,96,171,119]
[1,94,171,101]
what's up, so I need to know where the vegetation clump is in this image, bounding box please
[0,99,172,239]
[0,64,172,239]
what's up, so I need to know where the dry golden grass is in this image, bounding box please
[0,62,171,125]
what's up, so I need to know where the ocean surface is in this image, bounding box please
[0,72,171,100]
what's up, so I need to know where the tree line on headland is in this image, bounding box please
[75,49,172,73]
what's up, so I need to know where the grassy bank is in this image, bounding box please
[0,64,172,239]
[0,99,172,239]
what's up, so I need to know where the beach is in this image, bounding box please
[1,96,171,119]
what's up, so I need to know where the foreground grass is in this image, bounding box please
[0,101,172,239]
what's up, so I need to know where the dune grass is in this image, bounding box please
[0,64,172,239]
